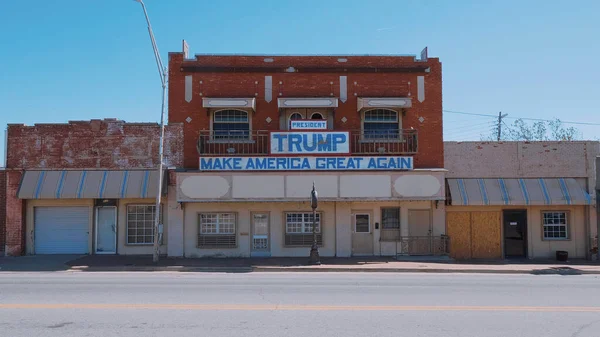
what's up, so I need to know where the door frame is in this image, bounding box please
[351,211,374,256]
[502,209,528,259]
[250,211,271,257]
[94,206,117,255]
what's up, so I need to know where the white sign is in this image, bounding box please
[290,120,327,130]
[270,132,349,154]
[200,156,413,171]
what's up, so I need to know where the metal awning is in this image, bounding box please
[357,97,412,111]
[202,98,256,111]
[277,97,338,109]
[447,178,592,206]
[17,170,162,199]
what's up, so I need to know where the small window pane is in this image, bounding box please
[382,208,400,229]
[363,110,399,140]
[126,205,156,244]
[286,212,321,234]
[542,212,568,239]
[355,214,370,233]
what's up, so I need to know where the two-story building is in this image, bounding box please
[165,49,447,258]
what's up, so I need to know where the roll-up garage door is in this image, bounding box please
[34,206,90,254]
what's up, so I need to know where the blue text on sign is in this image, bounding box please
[290,120,327,130]
[270,132,350,154]
[199,156,413,171]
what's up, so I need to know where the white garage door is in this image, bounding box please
[34,206,90,254]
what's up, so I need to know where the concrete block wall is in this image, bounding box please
[168,53,444,169]
[444,141,600,181]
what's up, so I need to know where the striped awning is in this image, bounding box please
[447,178,592,206]
[17,170,162,199]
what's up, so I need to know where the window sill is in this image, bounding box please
[197,246,238,249]
[206,139,255,144]
[542,238,570,241]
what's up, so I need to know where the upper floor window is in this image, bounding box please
[288,112,303,129]
[363,109,400,140]
[310,112,325,120]
[213,109,250,140]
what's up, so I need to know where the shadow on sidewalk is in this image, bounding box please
[65,255,400,273]
[0,255,80,272]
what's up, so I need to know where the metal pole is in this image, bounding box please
[308,183,320,265]
[134,0,167,263]
[497,112,502,141]
[497,112,508,141]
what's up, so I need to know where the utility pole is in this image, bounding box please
[134,0,167,263]
[497,112,508,141]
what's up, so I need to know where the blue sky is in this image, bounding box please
[1,0,599,165]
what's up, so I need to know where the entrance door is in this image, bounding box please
[352,213,373,256]
[95,207,117,254]
[408,209,432,255]
[503,210,527,258]
[251,213,270,256]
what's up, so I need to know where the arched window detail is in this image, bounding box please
[310,112,324,120]
[363,109,400,139]
[288,112,303,128]
[213,109,250,139]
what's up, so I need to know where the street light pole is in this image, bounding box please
[134,0,167,263]
[309,182,321,265]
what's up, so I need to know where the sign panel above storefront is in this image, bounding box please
[270,131,349,154]
[199,156,413,171]
[290,120,327,130]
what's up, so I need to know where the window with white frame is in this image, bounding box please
[198,213,237,248]
[212,109,250,140]
[285,212,323,246]
[542,211,568,240]
[127,205,157,245]
[363,109,400,140]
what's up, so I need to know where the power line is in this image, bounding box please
[444,121,496,133]
[443,109,600,126]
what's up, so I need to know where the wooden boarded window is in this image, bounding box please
[447,211,501,260]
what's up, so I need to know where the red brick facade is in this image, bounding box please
[6,119,184,170]
[3,119,184,255]
[168,54,443,169]
[0,170,5,255]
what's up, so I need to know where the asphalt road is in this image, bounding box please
[1,272,600,337]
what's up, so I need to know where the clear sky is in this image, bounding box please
[1,0,599,165]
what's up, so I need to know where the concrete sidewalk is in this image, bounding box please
[2,255,597,275]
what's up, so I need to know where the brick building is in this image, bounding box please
[165,48,446,257]
[0,169,6,255]
[2,119,183,256]
[1,46,449,259]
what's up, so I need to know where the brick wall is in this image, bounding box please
[3,119,185,256]
[4,171,23,256]
[168,54,443,169]
[6,119,184,170]
[0,170,5,255]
